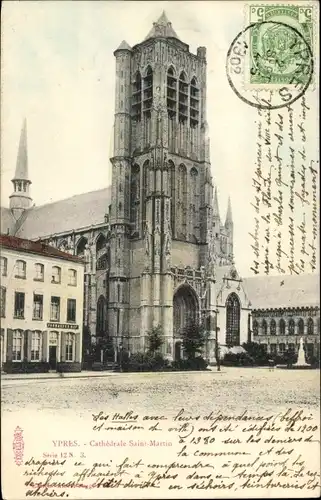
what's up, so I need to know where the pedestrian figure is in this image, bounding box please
[268,359,275,371]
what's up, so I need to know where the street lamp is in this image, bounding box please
[119,340,123,373]
[214,310,221,371]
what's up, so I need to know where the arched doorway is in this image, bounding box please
[226,293,241,346]
[173,284,199,338]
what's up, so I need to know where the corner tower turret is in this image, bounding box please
[9,119,32,220]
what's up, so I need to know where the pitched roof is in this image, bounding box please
[0,207,16,235]
[14,186,111,240]
[144,11,179,41]
[115,40,132,52]
[0,234,84,264]
[243,273,320,310]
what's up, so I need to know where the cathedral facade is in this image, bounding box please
[1,13,252,362]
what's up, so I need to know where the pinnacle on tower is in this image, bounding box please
[114,40,132,53]
[213,186,221,221]
[225,196,233,227]
[144,11,180,41]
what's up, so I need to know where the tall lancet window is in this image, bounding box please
[189,167,198,241]
[190,77,199,128]
[142,160,150,231]
[167,67,177,119]
[226,293,241,346]
[168,160,175,234]
[130,164,140,235]
[132,71,142,122]
[178,72,188,124]
[143,67,153,117]
[177,164,187,239]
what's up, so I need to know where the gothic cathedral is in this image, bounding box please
[2,13,252,362]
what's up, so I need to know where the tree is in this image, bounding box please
[242,342,269,366]
[146,325,164,355]
[182,322,207,360]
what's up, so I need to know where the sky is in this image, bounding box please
[1,1,319,278]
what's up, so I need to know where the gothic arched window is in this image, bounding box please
[190,77,199,128]
[142,160,149,231]
[262,320,268,335]
[279,318,286,335]
[130,164,140,233]
[132,71,142,122]
[76,237,87,257]
[288,318,295,335]
[167,67,177,119]
[177,164,187,239]
[253,320,258,336]
[143,66,153,118]
[226,293,240,346]
[298,318,304,335]
[96,233,106,253]
[96,295,107,336]
[190,167,198,240]
[270,319,276,335]
[168,160,175,234]
[307,317,314,335]
[178,72,188,123]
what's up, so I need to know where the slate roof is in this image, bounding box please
[243,273,320,310]
[14,187,111,240]
[0,207,16,235]
[0,234,83,263]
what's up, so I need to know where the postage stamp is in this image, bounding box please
[248,4,314,85]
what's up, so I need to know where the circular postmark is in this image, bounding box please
[226,21,313,110]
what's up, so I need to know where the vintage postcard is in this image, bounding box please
[1,1,320,498]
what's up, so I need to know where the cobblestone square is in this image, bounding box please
[2,368,320,419]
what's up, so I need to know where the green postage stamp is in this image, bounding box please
[248,4,314,85]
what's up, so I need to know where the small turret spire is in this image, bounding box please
[9,118,32,220]
[225,196,233,227]
[213,186,221,221]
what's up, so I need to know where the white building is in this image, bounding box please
[0,234,84,372]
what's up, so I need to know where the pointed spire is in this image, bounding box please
[225,196,233,227]
[144,11,179,41]
[13,118,29,181]
[114,40,132,53]
[213,186,221,220]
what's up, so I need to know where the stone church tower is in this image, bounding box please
[108,12,234,358]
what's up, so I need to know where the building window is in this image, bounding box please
[0,257,7,276]
[288,343,295,352]
[50,296,60,321]
[68,269,77,286]
[0,287,6,317]
[96,295,106,336]
[307,318,314,335]
[270,319,276,335]
[279,319,286,335]
[14,292,25,318]
[13,330,23,361]
[67,299,76,322]
[31,331,41,361]
[34,263,44,281]
[65,333,74,361]
[270,344,277,354]
[15,260,26,279]
[226,293,240,346]
[279,343,285,354]
[288,319,295,335]
[298,318,304,335]
[262,320,268,335]
[51,266,61,284]
[253,320,258,335]
[33,294,43,320]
